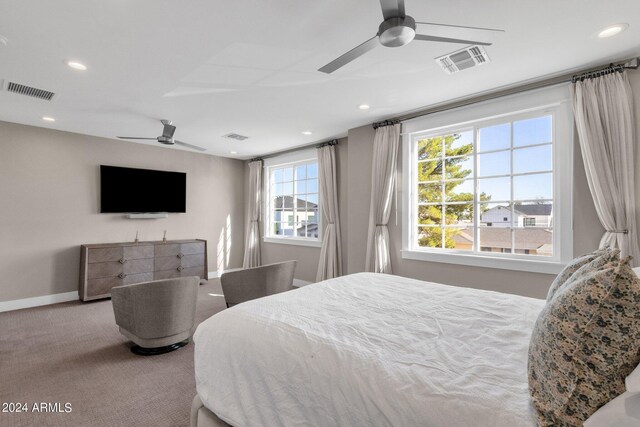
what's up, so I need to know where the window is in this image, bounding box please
[264,150,321,247]
[402,86,573,274]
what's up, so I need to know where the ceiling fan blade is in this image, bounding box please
[416,21,505,33]
[117,137,157,140]
[162,124,176,138]
[174,140,206,152]
[379,0,404,20]
[318,36,379,74]
[414,34,492,46]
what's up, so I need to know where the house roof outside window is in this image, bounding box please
[453,227,552,251]
[273,196,318,210]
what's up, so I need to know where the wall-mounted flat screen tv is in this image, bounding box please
[100,165,186,213]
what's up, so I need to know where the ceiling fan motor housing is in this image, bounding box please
[157,136,175,145]
[378,15,416,47]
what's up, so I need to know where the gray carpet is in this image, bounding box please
[0,280,227,427]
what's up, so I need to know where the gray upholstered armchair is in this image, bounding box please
[111,276,199,355]
[220,260,297,307]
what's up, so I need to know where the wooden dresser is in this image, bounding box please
[79,239,207,301]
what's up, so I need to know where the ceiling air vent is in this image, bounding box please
[435,45,490,75]
[222,133,249,141]
[6,81,55,101]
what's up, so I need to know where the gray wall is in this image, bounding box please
[258,71,640,298]
[0,121,245,302]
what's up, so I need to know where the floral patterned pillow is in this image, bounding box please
[546,248,614,301]
[528,257,640,426]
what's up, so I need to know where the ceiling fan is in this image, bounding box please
[118,120,206,152]
[318,0,503,74]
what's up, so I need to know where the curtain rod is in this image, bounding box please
[249,139,339,162]
[372,119,401,129]
[316,139,339,148]
[571,60,637,83]
[372,57,639,128]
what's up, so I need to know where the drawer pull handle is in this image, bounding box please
[119,257,128,264]
[177,253,184,259]
[177,266,184,272]
[118,273,127,279]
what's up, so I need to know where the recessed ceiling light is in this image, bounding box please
[598,23,628,38]
[230,151,237,154]
[358,104,370,110]
[66,60,87,71]
[42,116,55,122]
[302,131,313,135]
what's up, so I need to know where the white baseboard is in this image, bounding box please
[1,272,218,313]
[293,278,313,287]
[0,291,79,313]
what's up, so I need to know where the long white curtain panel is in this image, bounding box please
[365,123,401,273]
[572,71,640,263]
[243,160,262,268]
[316,144,342,281]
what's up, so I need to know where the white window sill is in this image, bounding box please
[263,236,322,248]
[401,249,565,274]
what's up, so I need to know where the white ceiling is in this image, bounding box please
[0,0,639,159]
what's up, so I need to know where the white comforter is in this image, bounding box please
[194,273,545,427]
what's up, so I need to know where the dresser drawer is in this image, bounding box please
[122,272,153,285]
[87,262,122,279]
[88,247,123,263]
[86,277,122,297]
[154,252,204,271]
[154,266,204,280]
[87,245,153,263]
[154,244,181,257]
[125,258,154,275]
[181,253,205,268]
[181,242,205,255]
[123,245,154,260]
[154,256,181,271]
[87,258,154,279]
[86,272,153,297]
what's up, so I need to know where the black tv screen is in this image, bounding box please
[100,165,186,213]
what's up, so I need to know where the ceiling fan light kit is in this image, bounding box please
[318,0,500,74]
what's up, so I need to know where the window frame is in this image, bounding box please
[263,149,322,248]
[401,88,573,274]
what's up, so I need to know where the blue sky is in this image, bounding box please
[425,115,553,202]
[271,162,319,206]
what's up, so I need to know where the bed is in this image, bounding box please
[192,272,545,427]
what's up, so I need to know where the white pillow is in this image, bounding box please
[583,392,640,427]
[583,365,640,426]
[626,363,640,393]
[632,266,640,277]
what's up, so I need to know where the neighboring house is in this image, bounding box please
[452,227,553,256]
[480,204,552,228]
[273,195,319,238]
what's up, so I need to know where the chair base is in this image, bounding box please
[131,339,189,356]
